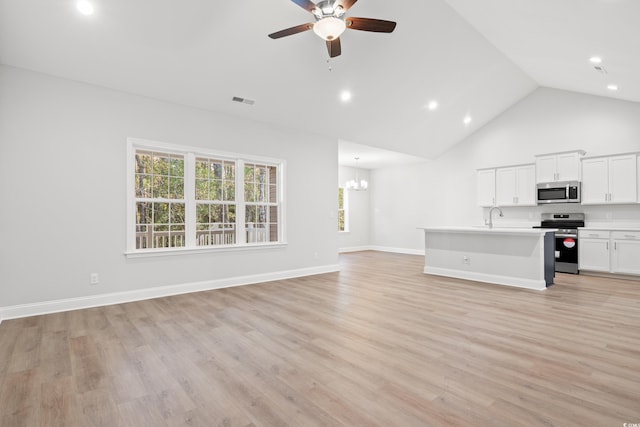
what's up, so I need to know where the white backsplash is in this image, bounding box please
[483,203,640,229]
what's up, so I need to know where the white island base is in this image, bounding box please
[419,227,556,291]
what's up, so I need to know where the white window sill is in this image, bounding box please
[124,242,288,258]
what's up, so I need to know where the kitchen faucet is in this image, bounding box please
[487,206,504,228]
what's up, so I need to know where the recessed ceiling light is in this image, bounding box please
[607,84,619,91]
[76,0,94,15]
[340,91,352,102]
[427,100,439,111]
[463,115,472,126]
[589,56,602,64]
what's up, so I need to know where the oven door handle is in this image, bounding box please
[556,233,578,238]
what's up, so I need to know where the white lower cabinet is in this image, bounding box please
[579,231,610,272]
[612,231,640,275]
[579,229,640,275]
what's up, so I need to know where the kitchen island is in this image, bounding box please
[418,226,556,290]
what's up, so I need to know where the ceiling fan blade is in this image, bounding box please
[268,23,314,39]
[290,0,318,13]
[336,0,358,11]
[326,38,342,58]
[346,17,397,33]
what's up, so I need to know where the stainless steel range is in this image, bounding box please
[533,213,585,274]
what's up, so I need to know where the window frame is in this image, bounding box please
[126,138,287,258]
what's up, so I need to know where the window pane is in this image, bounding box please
[224,181,235,201]
[169,177,184,199]
[338,211,345,231]
[245,205,256,223]
[196,204,209,224]
[245,164,255,182]
[269,206,278,222]
[153,203,169,224]
[257,184,267,202]
[269,224,278,242]
[245,183,256,203]
[210,180,222,201]
[195,179,208,200]
[224,162,235,180]
[153,154,170,175]
[136,202,152,224]
[195,160,209,178]
[226,205,236,223]
[256,166,267,184]
[136,174,152,198]
[258,205,267,223]
[169,157,184,177]
[269,184,277,203]
[170,203,185,224]
[247,223,266,243]
[135,151,152,174]
[338,188,344,209]
[211,204,223,223]
[153,176,168,198]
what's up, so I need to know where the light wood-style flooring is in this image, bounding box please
[1,251,639,426]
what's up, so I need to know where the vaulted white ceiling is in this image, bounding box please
[1,0,637,166]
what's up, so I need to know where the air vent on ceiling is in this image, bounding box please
[232,96,255,105]
[593,65,608,74]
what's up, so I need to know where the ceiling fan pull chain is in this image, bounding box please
[327,58,332,71]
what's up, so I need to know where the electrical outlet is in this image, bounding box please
[462,256,470,265]
[90,273,99,285]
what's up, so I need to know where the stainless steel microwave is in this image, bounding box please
[537,181,581,204]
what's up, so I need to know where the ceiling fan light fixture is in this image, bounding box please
[313,17,346,41]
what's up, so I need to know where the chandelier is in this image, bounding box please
[345,157,368,191]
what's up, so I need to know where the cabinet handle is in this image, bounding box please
[624,234,636,239]
[614,242,617,250]
[606,242,609,250]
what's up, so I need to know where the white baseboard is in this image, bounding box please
[0,264,340,322]
[423,266,547,291]
[369,246,425,256]
[338,246,424,256]
[338,245,373,253]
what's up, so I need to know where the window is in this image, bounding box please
[127,138,285,255]
[338,187,348,232]
[134,150,186,249]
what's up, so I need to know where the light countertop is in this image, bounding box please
[418,226,555,236]
[582,226,640,232]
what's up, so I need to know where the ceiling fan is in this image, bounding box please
[268,0,397,58]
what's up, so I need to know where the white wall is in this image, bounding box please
[370,87,640,252]
[338,166,370,251]
[0,66,339,313]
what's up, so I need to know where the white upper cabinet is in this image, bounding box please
[581,157,609,204]
[495,164,536,206]
[582,154,637,204]
[477,168,496,207]
[535,150,585,183]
